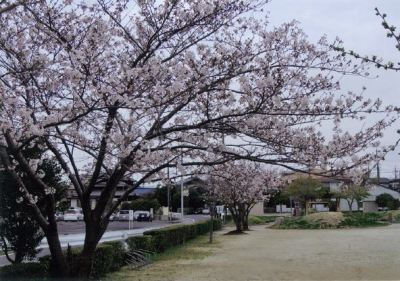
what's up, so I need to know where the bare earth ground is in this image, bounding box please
[108,224,400,281]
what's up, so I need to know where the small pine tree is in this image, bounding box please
[0,143,66,263]
[0,171,44,263]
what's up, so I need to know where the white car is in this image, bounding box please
[114,210,131,221]
[63,209,84,221]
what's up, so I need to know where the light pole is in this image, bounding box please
[167,167,171,220]
[181,176,184,218]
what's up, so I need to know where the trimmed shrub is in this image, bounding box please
[91,244,115,278]
[0,262,48,280]
[126,235,155,252]
[101,241,125,271]
[143,219,222,252]
[39,242,125,278]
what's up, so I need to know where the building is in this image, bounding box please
[67,177,156,209]
[362,184,400,212]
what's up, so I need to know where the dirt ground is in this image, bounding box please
[109,224,400,281]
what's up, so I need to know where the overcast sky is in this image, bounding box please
[264,0,400,178]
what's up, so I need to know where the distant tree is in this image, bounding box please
[269,190,290,213]
[376,193,400,210]
[130,198,161,212]
[154,184,175,209]
[206,161,279,233]
[285,177,329,213]
[188,187,206,211]
[334,184,369,213]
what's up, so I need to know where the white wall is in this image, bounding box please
[338,199,359,212]
[249,202,264,216]
[276,204,292,213]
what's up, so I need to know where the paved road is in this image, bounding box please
[0,215,209,266]
[57,220,168,235]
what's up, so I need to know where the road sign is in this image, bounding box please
[129,210,134,220]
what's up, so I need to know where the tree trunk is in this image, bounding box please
[75,221,106,278]
[347,199,353,213]
[242,213,249,231]
[229,207,243,233]
[45,226,69,277]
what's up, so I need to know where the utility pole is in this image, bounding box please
[377,162,381,184]
[167,167,171,220]
[180,153,184,219]
[209,201,215,243]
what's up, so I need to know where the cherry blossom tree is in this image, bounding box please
[0,0,397,277]
[335,8,400,71]
[0,0,28,14]
[206,161,279,233]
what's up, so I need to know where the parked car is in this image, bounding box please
[114,210,131,221]
[135,211,152,222]
[63,209,83,222]
[201,208,210,215]
[55,211,64,221]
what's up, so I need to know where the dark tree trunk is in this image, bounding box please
[242,217,249,231]
[75,220,107,278]
[45,225,69,277]
[242,203,254,231]
[229,207,243,233]
[347,199,354,213]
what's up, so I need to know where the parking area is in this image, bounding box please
[57,220,166,235]
[57,214,209,235]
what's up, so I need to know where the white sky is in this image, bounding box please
[264,0,400,178]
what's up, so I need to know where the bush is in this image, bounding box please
[39,242,125,278]
[126,236,155,252]
[121,198,161,212]
[376,193,400,210]
[339,212,388,228]
[248,216,278,225]
[143,219,222,252]
[101,241,125,271]
[274,212,390,229]
[91,244,115,278]
[0,262,48,280]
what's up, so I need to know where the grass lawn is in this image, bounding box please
[109,223,400,281]
[106,233,223,281]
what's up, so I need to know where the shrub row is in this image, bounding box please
[36,241,125,279]
[0,219,222,279]
[0,262,48,280]
[128,219,222,253]
[0,220,222,280]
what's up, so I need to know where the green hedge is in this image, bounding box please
[143,219,222,252]
[0,262,48,280]
[101,241,125,272]
[38,241,125,278]
[126,235,156,252]
[3,220,222,279]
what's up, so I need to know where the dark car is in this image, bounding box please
[136,212,152,222]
